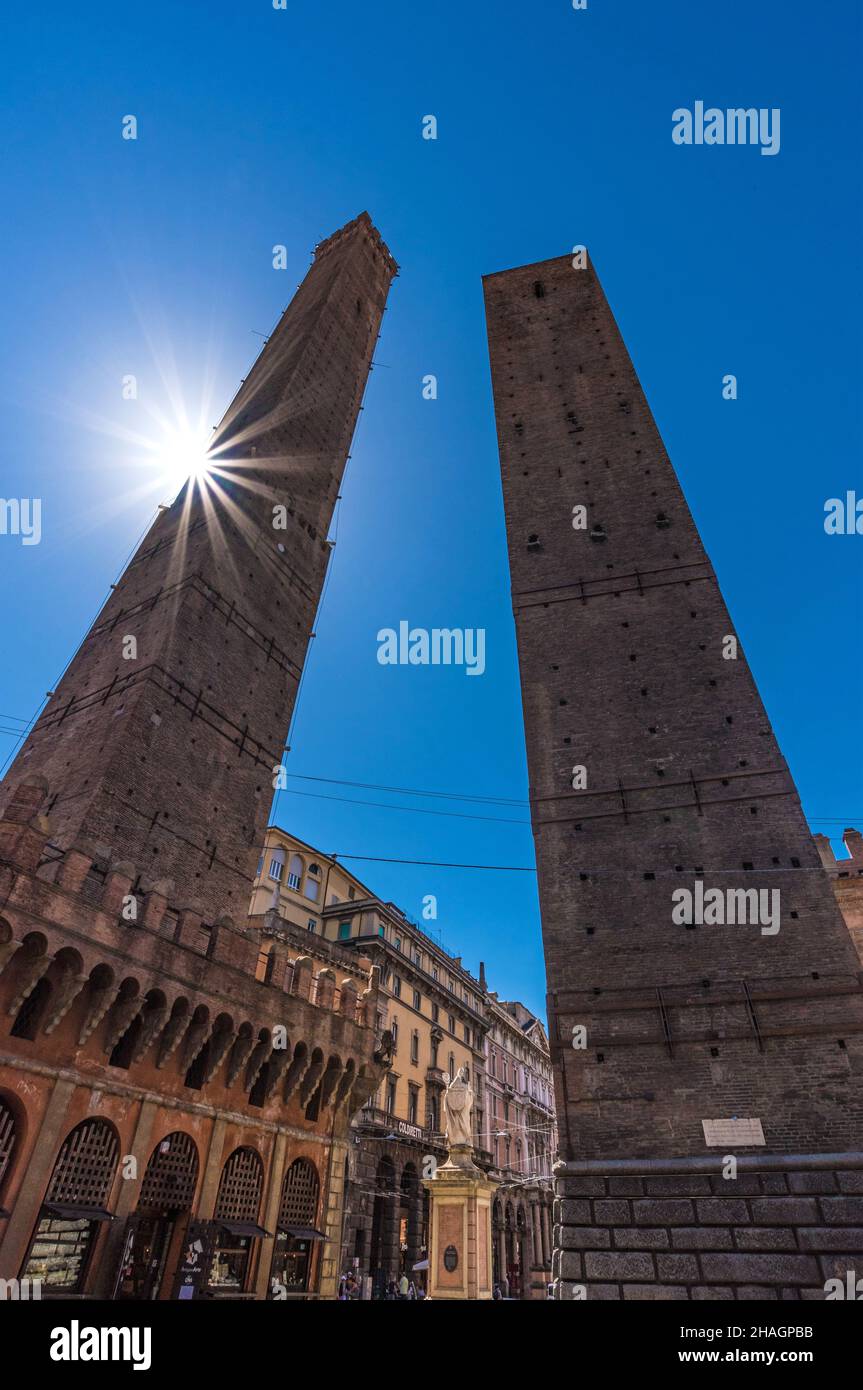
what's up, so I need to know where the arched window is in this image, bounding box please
[139,1132,199,1213]
[305,864,321,902]
[269,1156,319,1295]
[0,1096,17,1207]
[270,1158,321,1295]
[210,1147,266,1293]
[114,1130,201,1300]
[22,1118,119,1292]
[269,849,286,883]
[448,1053,455,1079]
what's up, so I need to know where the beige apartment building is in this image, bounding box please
[250,827,491,1295]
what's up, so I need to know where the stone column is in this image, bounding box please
[319,1137,349,1299]
[195,1116,227,1219]
[530,1198,541,1283]
[254,1130,287,1300]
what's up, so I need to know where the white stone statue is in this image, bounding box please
[444,1066,474,1150]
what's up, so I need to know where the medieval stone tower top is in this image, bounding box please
[1,212,397,924]
[484,252,863,1168]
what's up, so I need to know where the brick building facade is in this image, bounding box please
[484,252,863,1299]
[815,829,863,966]
[485,994,556,1298]
[0,213,397,1300]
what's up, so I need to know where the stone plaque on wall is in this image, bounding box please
[702,1118,766,1147]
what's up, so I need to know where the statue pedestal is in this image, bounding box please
[423,1149,497,1301]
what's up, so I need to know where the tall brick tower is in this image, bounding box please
[484,254,863,1299]
[1,212,397,923]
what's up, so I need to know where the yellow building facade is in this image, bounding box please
[250,825,557,1297]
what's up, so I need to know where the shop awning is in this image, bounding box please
[279,1225,327,1241]
[217,1220,271,1239]
[412,1259,429,1271]
[43,1203,114,1222]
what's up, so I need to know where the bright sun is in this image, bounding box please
[156,424,213,496]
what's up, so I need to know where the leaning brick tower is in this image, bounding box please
[1,212,397,923]
[484,253,863,1299]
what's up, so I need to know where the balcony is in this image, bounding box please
[357,1106,439,1147]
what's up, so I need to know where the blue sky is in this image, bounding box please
[1,1,860,1021]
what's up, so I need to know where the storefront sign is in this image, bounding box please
[174,1221,216,1300]
[396,1120,423,1141]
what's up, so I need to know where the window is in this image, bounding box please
[413,951,421,967]
[210,1147,265,1293]
[448,1014,455,1034]
[448,1053,455,1079]
[408,1085,419,1127]
[348,886,356,901]
[463,1024,470,1043]
[270,1159,320,1295]
[0,1098,17,1202]
[307,919,317,933]
[448,977,456,993]
[305,864,321,901]
[287,854,303,891]
[194,922,214,957]
[256,855,264,877]
[412,989,421,1011]
[392,976,402,999]
[268,856,284,882]
[22,1118,119,1293]
[338,922,351,941]
[432,967,439,982]
[410,1031,419,1065]
[256,943,275,984]
[431,1003,439,1023]
[391,1018,399,1049]
[394,938,402,953]
[385,1077,397,1114]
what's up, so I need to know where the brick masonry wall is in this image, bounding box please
[554,1163,863,1300]
[1,214,396,926]
[483,254,863,1170]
